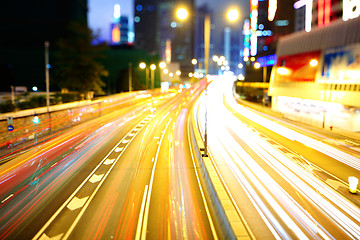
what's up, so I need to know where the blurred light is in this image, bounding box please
[349,177,358,193]
[223,60,229,66]
[189,72,193,77]
[194,72,199,78]
[277,67,291,75]
[220,56,225,62]
[169,72,174,77]
[226,66,230,71]
[176,8,188,20]
[191,58,197,65]
[136,4,143,11]
[171,22,177,28]
[163,69,169,74]
[268,0,277,21]
[238,74,245,80]
[238,63,243,68]
[294,0,306,9]
[244,56,249,62]
[185,83,191,88]
[114,4,121,19]
[221,66,226,71]
[47,64,51,69]
[159,61,166,69]
[134,16,140,23]
[33,115,39,124]
[250,57,256,62]
[176,70,181,76]
[32,86,38,91]
[343,0,360,21]
[227,9,240,22]
[310,59,318,67]
[150,64,156,70]
[139,62,146,69]
[305,0,312,32]
[213,55,219,62]
[254,62,261,69]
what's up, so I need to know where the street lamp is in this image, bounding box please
[139,62,149,89]
[176,7,188,20]
[150,64,156,89]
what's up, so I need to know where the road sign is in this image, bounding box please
[7,117,13,125]
[8,125,14,132]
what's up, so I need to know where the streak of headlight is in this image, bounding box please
[198,78,360,239]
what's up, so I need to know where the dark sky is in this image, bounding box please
[88,0,250,42]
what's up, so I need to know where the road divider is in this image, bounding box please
[188,101,253,240]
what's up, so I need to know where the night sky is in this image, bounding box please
[88,0,250,42]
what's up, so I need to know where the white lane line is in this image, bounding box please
[187,115,218,240]
[1,194,13,204]
[33,116,149,240]
[122,139,129,144]
[135,185,149,240]
[141,118,172,240]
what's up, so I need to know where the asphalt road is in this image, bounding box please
[0,83,221,239]
[194,76,360,239]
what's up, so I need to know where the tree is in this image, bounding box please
[55,22,108,94]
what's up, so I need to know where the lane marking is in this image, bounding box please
[104,159,115,165]
[115,147,124,152]
[33,115,152,240]
[141,118,172,239]
[38,233,64,240]
[1,194,13,204]
[88,174,104,184]
[67,196,89,211]
[135,185,149,240]
[122,139,129,144]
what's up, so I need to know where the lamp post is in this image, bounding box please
[129,62,133,92]
[150,64,156,89]
[44,41,51,131]
[139,62,149,89]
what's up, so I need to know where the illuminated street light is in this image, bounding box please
[139,62,146,69]
[176,70,181,76]
[163,69,169,74]
[227,8,240,22]
[176,7,188,20]
[188,72,193,77]
[238,63,243,68]
[212,55,219,62]
[159,61,166,69]
[150,64,156,70]
[191,58,198,65]
[254,62,261,69]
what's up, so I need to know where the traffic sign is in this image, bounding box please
[8,125,14,132]
[7,116,13,125]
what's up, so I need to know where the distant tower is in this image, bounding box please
[110,4,129,46]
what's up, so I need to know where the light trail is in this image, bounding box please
[194,77,360,239]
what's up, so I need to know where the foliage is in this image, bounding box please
[54,22,108,94]
[17,95,46,110]
[0,100,16,113]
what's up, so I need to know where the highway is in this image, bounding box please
[0,81,221,239]
[195,75,360,239]
[1,75,360,239]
